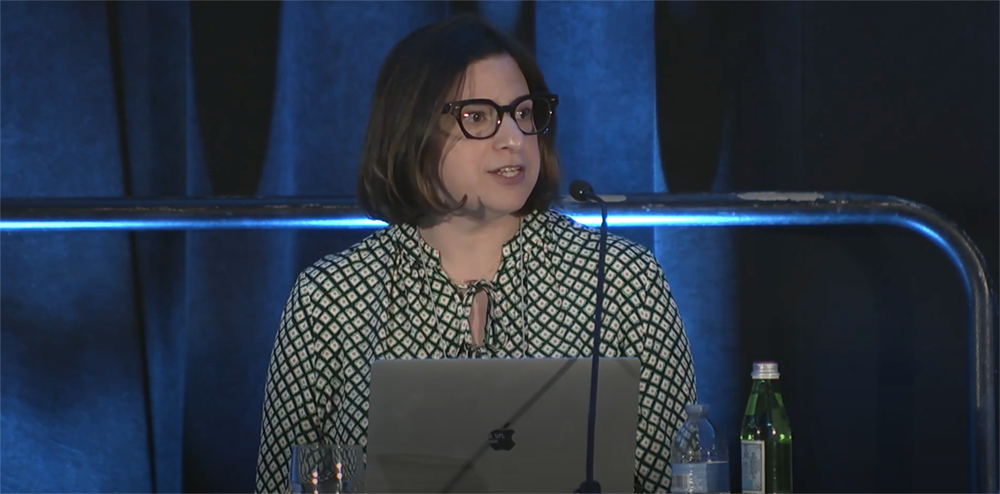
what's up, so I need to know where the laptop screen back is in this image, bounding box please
[366,357,642,493]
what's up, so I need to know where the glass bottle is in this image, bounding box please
[740,361,792,493]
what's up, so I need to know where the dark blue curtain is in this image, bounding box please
[2,1,996,493]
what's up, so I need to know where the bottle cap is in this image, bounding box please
[684,403,709,417]
[751,361,780,379]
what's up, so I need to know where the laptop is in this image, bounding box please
[365,357,642,493]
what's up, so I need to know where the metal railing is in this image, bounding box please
[2,191,996,493]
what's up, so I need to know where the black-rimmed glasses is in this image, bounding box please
[441,94,559,140]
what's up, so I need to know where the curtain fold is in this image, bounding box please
[1,2,153,492]
[114,3,197,491]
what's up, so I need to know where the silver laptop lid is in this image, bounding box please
[366,357,641,493]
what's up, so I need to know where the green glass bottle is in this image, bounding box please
[740,361,792,493]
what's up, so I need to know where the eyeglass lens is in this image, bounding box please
[458,97,553,138]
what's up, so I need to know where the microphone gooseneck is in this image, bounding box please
[571,179,609,494]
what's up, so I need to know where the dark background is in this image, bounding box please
[1,1,997,492]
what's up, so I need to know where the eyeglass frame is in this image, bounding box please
[440,93,559,140]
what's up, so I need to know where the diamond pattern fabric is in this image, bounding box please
[255,210,697,493]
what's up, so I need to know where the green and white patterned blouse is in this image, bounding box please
[255,209,697,493]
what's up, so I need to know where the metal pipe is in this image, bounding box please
[2,192,996,492]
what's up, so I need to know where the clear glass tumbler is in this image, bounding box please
[289,444,365,494]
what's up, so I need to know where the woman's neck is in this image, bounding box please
[418,214,520,284]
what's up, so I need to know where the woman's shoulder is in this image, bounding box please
[540,210,662,273]
[292,227,400,296]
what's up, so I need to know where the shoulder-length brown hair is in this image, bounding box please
[357,14,560,226]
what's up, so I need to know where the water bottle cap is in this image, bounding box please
[752,361,781,379]
[684,403,709,416]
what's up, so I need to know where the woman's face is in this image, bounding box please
[435,54,541,222]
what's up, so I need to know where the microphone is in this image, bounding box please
[569,179,609,494]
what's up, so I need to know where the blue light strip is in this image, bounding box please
[569,213,767,227]
[0,218,389,230]
[0,214,744,230]
[0,212,864,230]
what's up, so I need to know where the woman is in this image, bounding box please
[255,14,697,493]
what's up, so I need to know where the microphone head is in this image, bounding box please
[569,180,594,201]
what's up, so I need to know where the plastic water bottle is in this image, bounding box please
[671,404,730,494]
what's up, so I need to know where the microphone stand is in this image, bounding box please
[572,182,609,494]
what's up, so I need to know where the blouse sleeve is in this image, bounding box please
[255,270,338,493]
[619,253,698,493]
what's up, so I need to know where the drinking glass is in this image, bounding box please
[289,444,365,494]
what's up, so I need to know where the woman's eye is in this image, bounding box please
[517,108,534,120]
[463,112,484,122]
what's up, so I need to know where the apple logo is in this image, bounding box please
[488,428,516,451]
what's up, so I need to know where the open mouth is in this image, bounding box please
[490,166,523,178]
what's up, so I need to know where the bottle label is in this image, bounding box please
[741,440,765,494]
[671,462,728,493]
